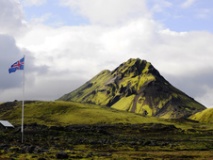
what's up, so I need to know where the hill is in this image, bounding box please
[0,100,169,126]
[189,108,213,123]
[59,58,206,119]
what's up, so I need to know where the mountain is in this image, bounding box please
[59,58,206,119]
[189,108,213,123]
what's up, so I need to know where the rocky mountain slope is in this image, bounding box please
[59,58,206,119]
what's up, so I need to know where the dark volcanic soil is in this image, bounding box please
[1,123,213,159]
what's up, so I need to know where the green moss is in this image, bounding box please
[111,95,135,111]
[160,111,174,119]
[155,96,172,110]
[142,62,151,73]
[140,104,153,116]
[189,108,213,123]
[137,74,155,91]
[92,91,110,105]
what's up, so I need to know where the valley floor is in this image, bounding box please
[1,123,213,160]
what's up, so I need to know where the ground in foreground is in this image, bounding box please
[1,123,213,160]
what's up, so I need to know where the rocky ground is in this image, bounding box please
[1,123,213,159]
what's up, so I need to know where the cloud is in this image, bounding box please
[17,18,161,78]
[0,0,26,35]
[15,17,213,107]
[196,8,211,19]
[0,35,23,89]
[60,0,150,25]
[164,68,213,107]
[181,0,196,8]
[152,30,213,75]
[0,34,48,101]
[21,0,47,6]
[0,0,50,102]
[148,0,173,13]
[197,87,213,107]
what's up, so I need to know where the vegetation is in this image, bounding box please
[0,100,168,126]
[189,108,213,123]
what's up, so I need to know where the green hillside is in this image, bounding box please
[0,101,170,126]
[189,108,213,123]
[59,58,206,119]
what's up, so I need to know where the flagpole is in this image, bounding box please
[21,55,25,143]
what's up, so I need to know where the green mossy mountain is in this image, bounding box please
[59,58,206,119]
[189,108,213,123]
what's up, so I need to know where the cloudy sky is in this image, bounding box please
[0,0,213,107]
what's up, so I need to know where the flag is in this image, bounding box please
[9,57,25,73]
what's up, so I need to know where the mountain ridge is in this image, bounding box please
[59,58,206,119]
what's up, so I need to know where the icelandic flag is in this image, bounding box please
[9,57,25,73]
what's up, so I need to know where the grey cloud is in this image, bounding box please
[163,68,213,106]
[25,78,86,101]
[0,34,49,92]
[0,0,25,35]
[0,34,23,89]
[23,50,49,75]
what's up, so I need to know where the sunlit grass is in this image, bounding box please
[189,108,213,123]
[0,100,212,131]
[0,101,170,126]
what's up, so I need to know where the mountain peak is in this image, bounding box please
[113,58,161,79]
[59,58,206,119]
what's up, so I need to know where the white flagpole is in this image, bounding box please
[21,55,25,143]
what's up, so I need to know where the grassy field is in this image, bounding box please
[0,100,175,126]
